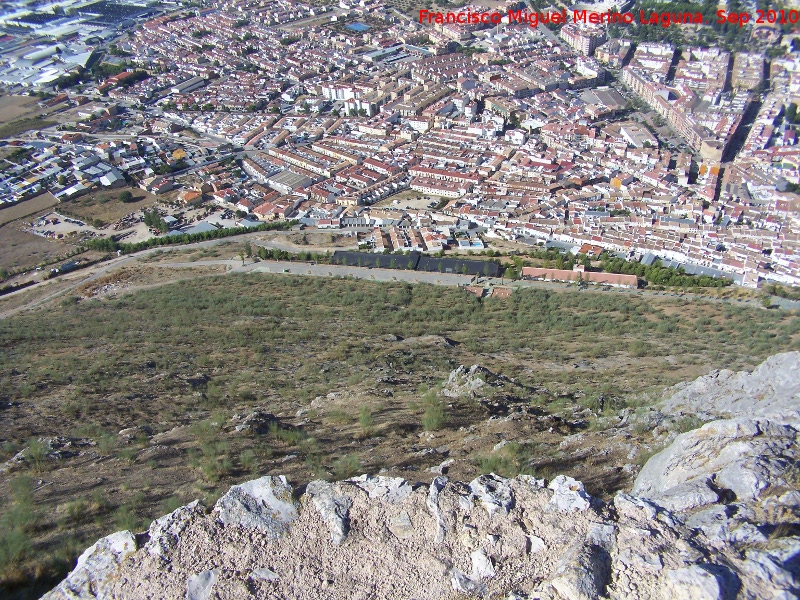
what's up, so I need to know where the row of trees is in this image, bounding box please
[84,221,294,255]
[255,247,330,262]
[599,254,731,288]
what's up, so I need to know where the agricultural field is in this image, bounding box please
[0,270,798,598]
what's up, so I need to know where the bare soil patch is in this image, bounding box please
[0,226,77,272]
[0,193,59,227]
[74,264,228,298]
[286,231,353,247]
[0,95,41,122]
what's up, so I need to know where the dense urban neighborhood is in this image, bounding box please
[1,0,800,290]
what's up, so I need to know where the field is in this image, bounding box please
[0,226,78,273]
[0,95,64,139]
[0,96,43,123]
[0,271,797,598]
[57,188,157,226]
[0,118,57,140]
[0,193,59,227]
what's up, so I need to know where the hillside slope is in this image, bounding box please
[43,353,800,599]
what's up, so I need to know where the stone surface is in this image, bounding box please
[214,475,297,538]
[470,549,495,580]
[306,480,352,546]
[658,566,723,600]
[469,473,514,517]
[349,474,412,503]
[633,418,799,507]
[661,351,800,422]
[548,475,592,513]
[549,541,611,600]
[426,475,447,544]
[388,511,415,540]
[146,500,202,560]
[42,530,137,599]
[250,567,279,582]
[186,569,217,600]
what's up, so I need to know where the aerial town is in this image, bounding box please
[4,2,800,599]
[1,0,799,288]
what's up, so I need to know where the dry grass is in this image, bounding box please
[0,193,59,227]
[0,226,78,272]
[58,188,157,225]
[0,272,797,599]
[0,96,42,123]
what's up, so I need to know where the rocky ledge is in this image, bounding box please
[42,354,800,600]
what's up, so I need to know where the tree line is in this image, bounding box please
[599,254,731,288]
[84,221,295,255]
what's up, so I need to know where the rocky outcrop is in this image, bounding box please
[213,475,297,538]
[43,531,137,599]
[41,464,800,599]
[42,354,800,599]
[633,418,799,511]
[1,437,95,474]
[660,351,800,422]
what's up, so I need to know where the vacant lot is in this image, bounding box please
[58,188,157,226]
[0,226,77,273]
[0,96,42,123]
[0,193,59,227]
[0,118,57,140]
[0,273,797,598]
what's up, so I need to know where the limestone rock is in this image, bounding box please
[146,500,203,560]
[250,567,279,582]
[349,474,412,503]
[524,535,545,554]
[450,568,483,594]
[214,475,297,538]
[426,475,448,543]
[548,475,592,513]
[657,566,724,600]
[471,549,495,579]
[186,569,217,600]
[469,473,514,517]
[550,541,611,600]
[306,480,352,546]
[661,351,800,422]
[633,418,799,507]
[441,364,492,398]
[43,530,137,599]
[388,511,415,540]
[613,493,659,521]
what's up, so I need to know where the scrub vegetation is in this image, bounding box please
[0,272,797,598]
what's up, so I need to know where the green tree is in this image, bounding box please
[786,103,798,124]
[118,190,134,203]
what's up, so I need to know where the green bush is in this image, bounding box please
[358,406,374,433]
[332,455,361,480]
[422,394,445,431]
